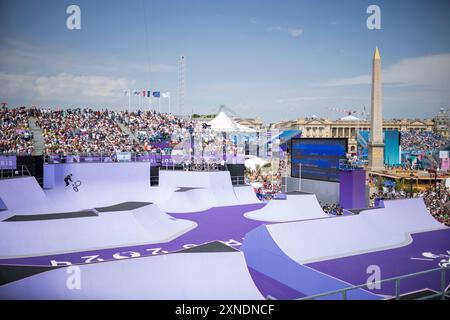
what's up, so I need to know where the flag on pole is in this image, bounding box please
[133,90,140,96]
[142,90,147,97]
[147,90,151,97]
[153,91,160,98]
[123,89,130,97]
[161,92,170,98]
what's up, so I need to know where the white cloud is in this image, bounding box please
[316,53,450,89]
[0,38,176,106]
[0,38,176,75]
[275,96,326,104]
[268,26,283,32]
[289,28,303,38]
[127,63,177,73]
[0,72,135,103]
[268,26,303,38]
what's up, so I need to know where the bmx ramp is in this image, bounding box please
[0,203,196,259]
[0,243,264,300]
[157,171,241,213]
[157,188,218,213]
[44,162,172,211]
[0,177,49,214]
[234,185,260,204]
[241,198,447,299]
[244,193,327,222]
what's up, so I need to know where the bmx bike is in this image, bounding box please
[71,180,82,192]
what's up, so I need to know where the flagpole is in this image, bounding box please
[169,95,171,114]
[128,90,131,115]
[158,98,161,113]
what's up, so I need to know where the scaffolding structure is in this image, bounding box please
[178,56,186,117]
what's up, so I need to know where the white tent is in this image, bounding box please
[244,155,268,171]
[208,111,256,133]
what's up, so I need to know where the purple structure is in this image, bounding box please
[339,169,366,209]
[0,156,16,170]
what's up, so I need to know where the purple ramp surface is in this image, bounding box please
[264,198,445,264]
[0,203,265,266]
[307,229,450,297]
[242,225,381,300]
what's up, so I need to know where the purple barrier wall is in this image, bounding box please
[0,156,16,169]
[339,169,366,209]
[43,164,55,189]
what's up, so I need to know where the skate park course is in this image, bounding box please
[0,162,449,300]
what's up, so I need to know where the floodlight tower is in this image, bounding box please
[178,56,186,117]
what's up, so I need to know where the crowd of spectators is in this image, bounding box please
[253,174,282,201]
[401,130,449,153]
[322,203,344,216]
[118,110,194,154]
[372,182,450,226]
[35,108,142,154]
[0,107,249,167]
[0,106,245,161]
[0,107,34,154]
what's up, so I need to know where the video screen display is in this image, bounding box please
[291,138,348,182]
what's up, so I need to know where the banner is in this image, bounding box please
[439,151,449,159]
[116,152,132,162]
[0,156,16,169]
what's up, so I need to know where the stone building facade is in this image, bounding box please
[271,116,437,153]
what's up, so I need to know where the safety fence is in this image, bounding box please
[266,266,449,300]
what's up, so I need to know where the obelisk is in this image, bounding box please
[368,46,384,171]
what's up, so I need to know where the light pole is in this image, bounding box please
[285,160,288,193]
[298,163,302,192]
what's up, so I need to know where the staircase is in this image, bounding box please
[28,117,45,155]
[117,121,139,144]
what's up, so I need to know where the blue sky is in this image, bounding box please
[0,0,449,123]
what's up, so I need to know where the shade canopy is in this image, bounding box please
[208,112,256,133]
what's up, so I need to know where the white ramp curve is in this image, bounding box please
[244,193,327,222]
[0,177,51,216]
[0,251,264,300]
[234,185,260,204]
[157,171,241,212]
[0,204,196,258]
[266,198,447,264]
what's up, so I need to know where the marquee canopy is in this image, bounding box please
[207,111,256,133]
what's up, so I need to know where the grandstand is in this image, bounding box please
[0,105,449,301]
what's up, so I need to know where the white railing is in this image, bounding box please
[0,165,32,179]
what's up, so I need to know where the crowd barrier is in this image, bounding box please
[44,153,245,165]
